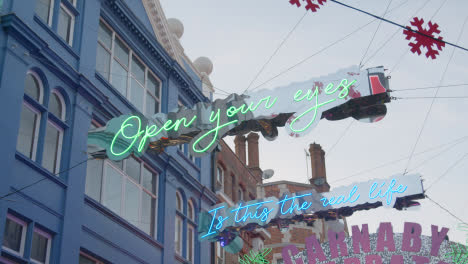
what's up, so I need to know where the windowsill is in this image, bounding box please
[84,195,164,250]
[15,152,67,189]
[1,249,29,264]
[174,253,190,264]
[33,15,79,60]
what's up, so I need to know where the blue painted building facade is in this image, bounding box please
[0,0,217,263]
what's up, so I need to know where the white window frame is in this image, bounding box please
[51,90,66,121]
[98,19,162,117]
[58,3,75,45]
[100,158,158,237]
[44,0,55,26]
[217,166,224,191]
[20,102,42,161]
[26,71,44,104]
[216,242,225,264]
[44,120,64,174]
[175,215,183,256]
[2,214,27,257]
[30,228,52,264]
[187,224,195,263]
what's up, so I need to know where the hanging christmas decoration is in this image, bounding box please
[403,17,445,59]
[289,0,327,13]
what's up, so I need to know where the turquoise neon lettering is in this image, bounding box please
[231,201,275,223]
[277,193,313,215]
[201,206,227,238]
[289,91,335,133]
[337,79,356,99]
[110,116,145,156]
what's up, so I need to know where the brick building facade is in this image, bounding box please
[258,143,349,264]
[214,133,270,263]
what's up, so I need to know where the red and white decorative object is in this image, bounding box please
[289,0,327,13]
[403,17,445,59]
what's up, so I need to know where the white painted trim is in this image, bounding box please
[59,3,75,45]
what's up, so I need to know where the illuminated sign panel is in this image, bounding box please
[280,222,453,264]
[88,66,390,160]
[198,174,424,241]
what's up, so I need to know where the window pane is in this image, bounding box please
[96,44,111,81]
[17,104,39,159]
[42,122,62,173]
[98,21,112,48]
[111,59,128,96]
[145,93,157,116]
[176,193,182,211]
[25,74,41,102]
[125,157,140,183]
[2,218,23,252]
[111,159,123,171]
[114,38,129,67]
[130,78,144,113]
[103,164,122,214]
[175,217,182,254]
[58,5,74,44]
[140,192,155,235]
[131,56,145,84]
[123,180,140,226]
[85,159,103,201]
[49,93,63,119]
[31,232,49,263]
[142,167,155,194]
[147,74,160,97]
[35,0,53,24]
[79,255,96,264]
[188,203,194,220]
[188,226,194,261]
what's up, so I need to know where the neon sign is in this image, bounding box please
[280,222,453,264]
[88,66,390,160]
[198,174,424,242]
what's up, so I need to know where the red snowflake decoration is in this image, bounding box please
[289,0,327,13]
[403,17,445,59]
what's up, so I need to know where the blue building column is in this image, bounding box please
[163,171,177,264]
[57,93,93,263]
[0,37,32,241]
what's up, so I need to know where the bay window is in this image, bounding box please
[96,20,161,117]
[85,153,158,237]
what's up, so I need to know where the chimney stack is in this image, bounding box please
[308,143,330,193]
[234,135,246,164]
[247,133,262,179]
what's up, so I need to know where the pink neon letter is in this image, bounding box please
[412,256,430,264]
[365,255,382,264]
[402,222,422,252]
[376,222,395,252]
[431,225,449,256]
[390,255,404,264]
[282,244,304,264]
[328,230,348,258]
[344,257,360,264]
[352,224,371,254]
[306,234,327,264]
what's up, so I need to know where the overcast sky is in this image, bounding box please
[159,0,468,244]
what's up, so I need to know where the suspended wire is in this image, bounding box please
[392,83,468,92]
[330,135,468,183]
[395,96,468,100]
[427,196,468,225]
[362,0,432,67]
[402,15,468,174]
[325,119,354,158]
[0,156,96,201]
[408,137,468,172]
[359,0,393,67]
[330,0,468,52]
[425,152,468,191]
[242,11,308,95]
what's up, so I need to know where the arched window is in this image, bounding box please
[216,165,224,192]
[17,72,43,160]
[42,90,66,173]
[17,71,68,175]
[187,200,195,263]
[175,191,183,256]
